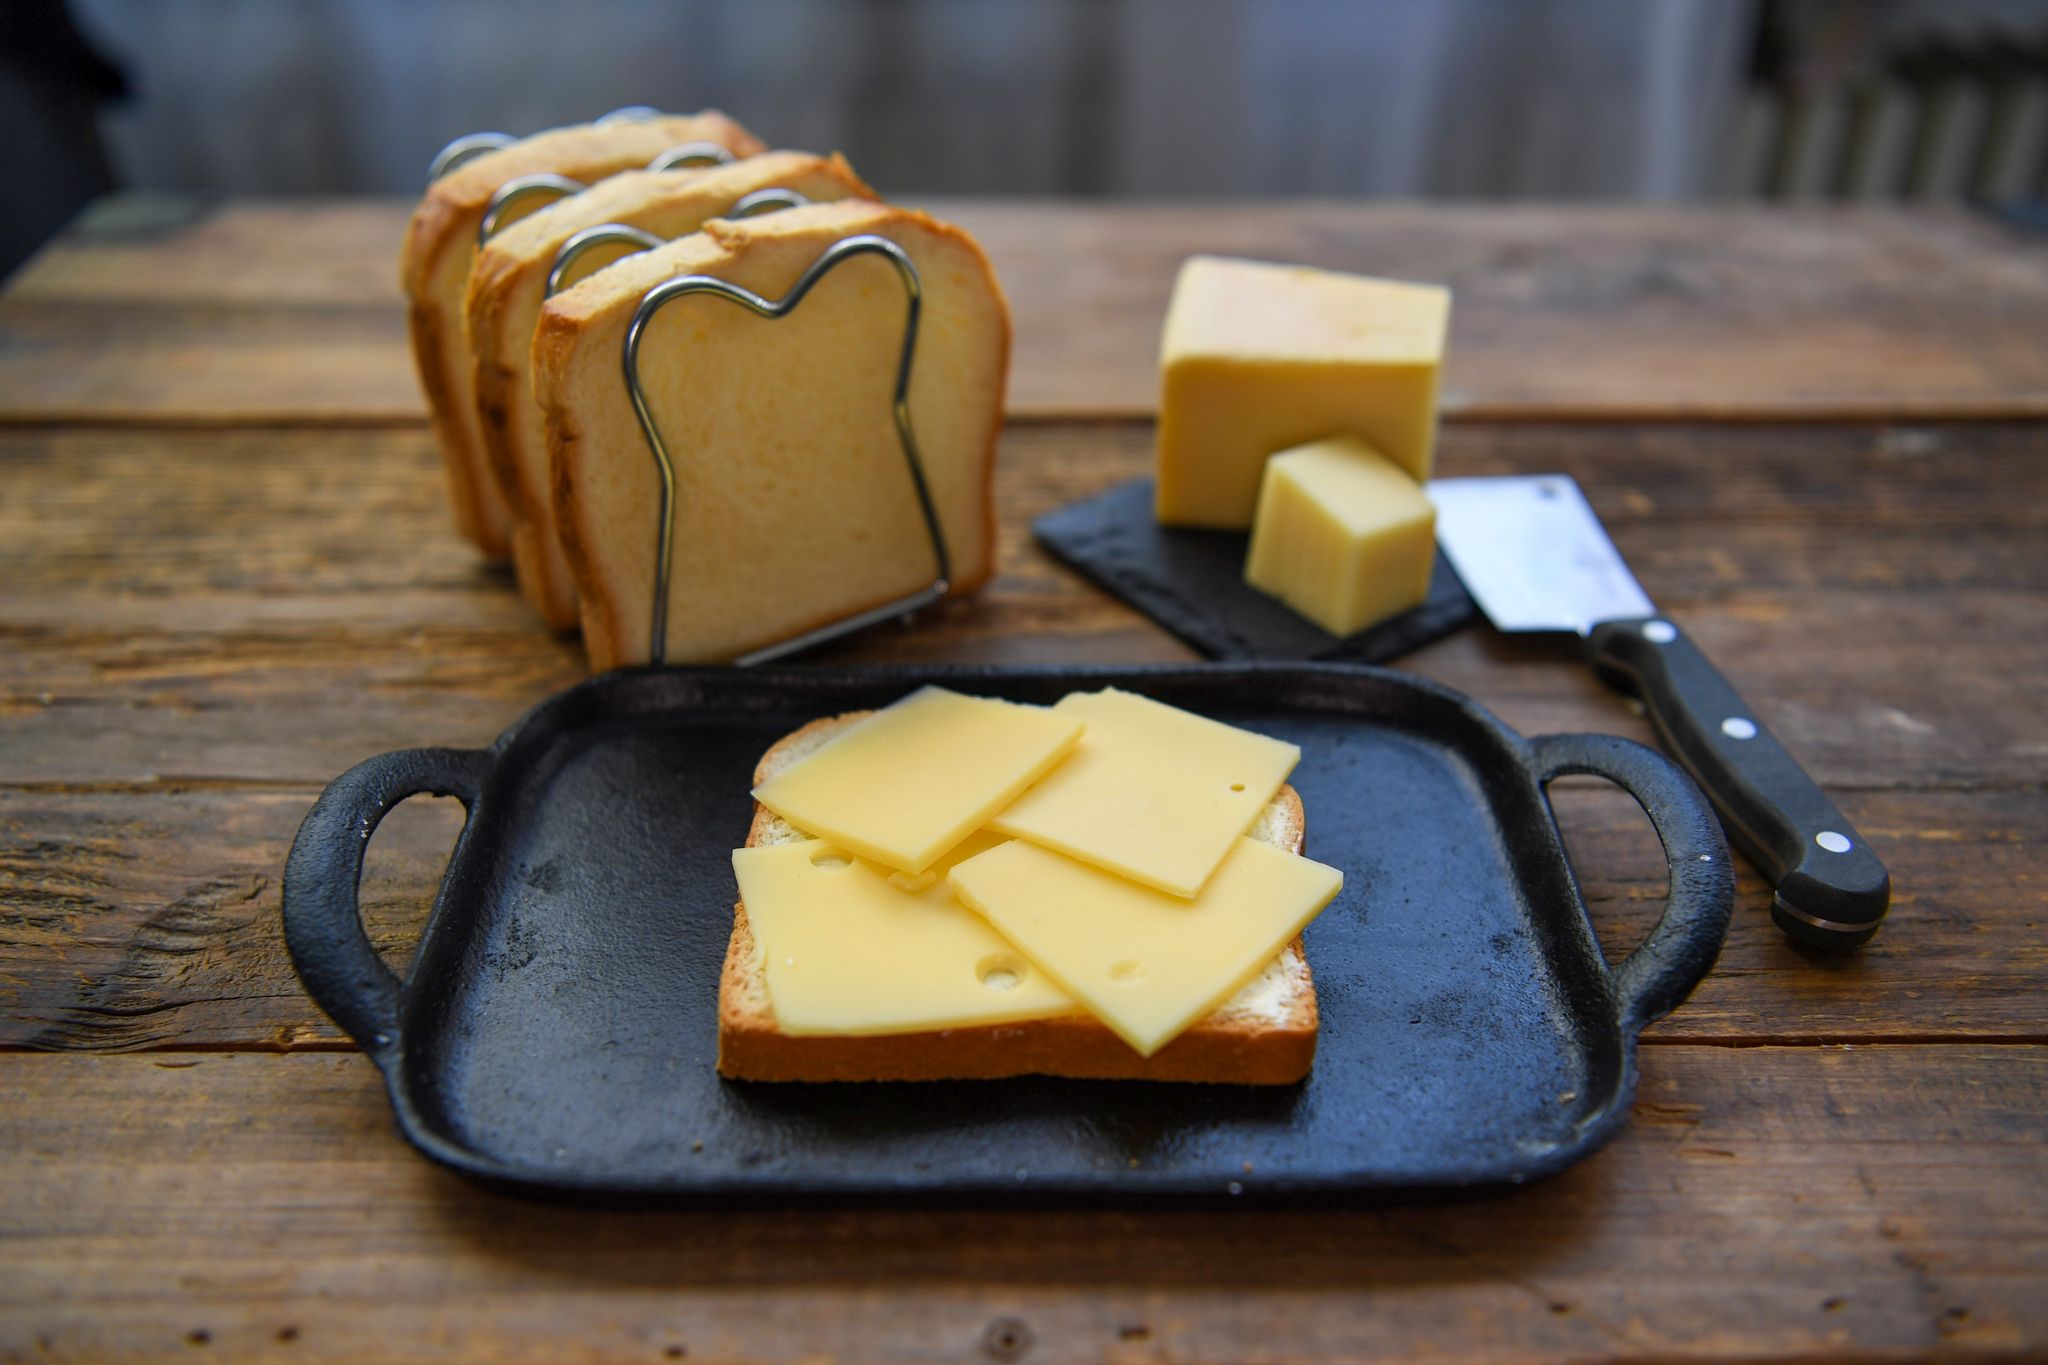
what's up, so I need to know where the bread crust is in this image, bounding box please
[398,112,767,560]
[406,299,491,547]
[717,711,1318,1085]
[535,201,1007,670]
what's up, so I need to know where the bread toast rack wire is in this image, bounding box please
[427,117,947,666]
[424,105,664,182]
[530,191,947,665]
[425,110,740,244]
[623,233,952,667]
[542,188,811,298]
[474,144,735,245]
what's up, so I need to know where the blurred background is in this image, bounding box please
[5,0,2048,275]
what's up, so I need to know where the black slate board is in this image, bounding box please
[1034,477,1477,662]
[282,663,1732,1205]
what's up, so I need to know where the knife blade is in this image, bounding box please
[1427,474,1890,950]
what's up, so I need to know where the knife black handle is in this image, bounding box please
[1586,617,1890,950]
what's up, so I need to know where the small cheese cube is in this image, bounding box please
[1155,256,1450,528]
[1243,436,1436,638]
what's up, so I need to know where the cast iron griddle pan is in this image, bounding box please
[283,663,1733,1204]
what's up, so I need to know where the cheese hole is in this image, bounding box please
[809,851,851,870]
[976,953,1027,991]
[1109,959,1147,983]
[1229,782,1246,792]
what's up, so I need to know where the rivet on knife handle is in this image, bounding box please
[1586,617,1891,950]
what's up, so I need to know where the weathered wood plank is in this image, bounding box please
[11,423,2043,611]
[9,597,2039,789]
[2,783,2037,1052]
[1,1047,2041,1362]
[0,787,461,1051]
[955,200,2048,421]
[2,422,2043,787]
[6,199,2047,423]
[11,422,2044,606]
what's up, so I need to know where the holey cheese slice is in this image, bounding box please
[751,686,1083,875]
[950,837,1343,1057]
[534,200,1011,668]
[732,832,1075,1035]
[465,151,877,631]
[989,688,1299,897]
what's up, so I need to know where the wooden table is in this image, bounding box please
[2,198,2044,1362]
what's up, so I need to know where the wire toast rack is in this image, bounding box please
[426,116,951,668]
[618,230,951,667]
[427,108,740,244]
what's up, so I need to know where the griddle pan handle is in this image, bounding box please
[1530,732,1735,1031]
[282,747,490,1057]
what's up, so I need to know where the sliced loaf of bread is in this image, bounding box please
[718,712,1320,1084]
[465,151,877,629]
[400,111,766,558]
[534,201,1008,667]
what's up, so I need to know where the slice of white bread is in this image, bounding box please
[534,201,1008,668]
[465,152,878,629]
[718,712,1319,1084]
[399,111,767,559]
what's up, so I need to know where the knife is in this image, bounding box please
[1426,474,1890,950]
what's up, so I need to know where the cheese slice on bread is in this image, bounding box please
[465,151,878,628]
[718,712,1320,1084]
[400,111,767,558]
[535,200,1008,667]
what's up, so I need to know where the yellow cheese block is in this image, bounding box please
[733,832,1076,1035]
[988,688,1299,897]
[751,685,1084,874]
[1155,255,1451,528]
[948,837,1343,1057]
[1243,435,1437,637]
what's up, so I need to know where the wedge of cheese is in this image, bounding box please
[399,111,766,558]
[465,152,876,628]
[534,200,1010,668]
[1155,255,1451,529]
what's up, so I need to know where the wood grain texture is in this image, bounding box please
[5,198,2047,423]
[4,198,2047,1362]
[0,420,2040,1058]
[2,1047,2043,1362]
[2,422,2042,784]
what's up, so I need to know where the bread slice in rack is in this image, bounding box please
[534,200,1008,668]
[466,152,878,629]
[717,711,1320,1084]
[399,111,766,559]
